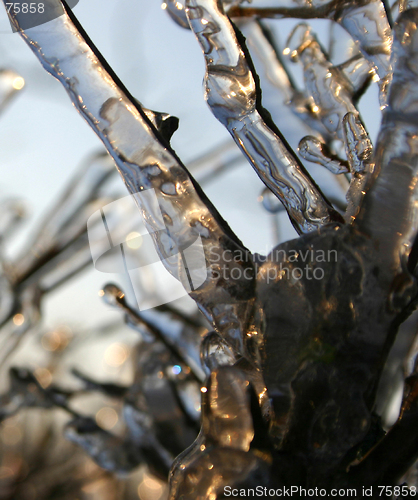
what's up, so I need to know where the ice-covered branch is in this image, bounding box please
[298,136,349,174]
[343,112,374,220]
[356,7,418,270]
[3,0,257,355]
[285,24,359,142]
[13,152,115,285]
[185,0,342,234]
[102,283,205,382]
[236,19,333,145]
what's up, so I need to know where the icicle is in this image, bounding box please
[233,357,273,421]
[343,112,374,220]
[204,367,254,448]
[298,136,349,174]
[337,0,392,102]
[185,0,341,234]
[200,330,237,375]
[170,446,269,499]
[0,69,24,113]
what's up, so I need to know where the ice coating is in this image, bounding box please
[259,186,286,214]
[227,0,392,101]
[102,283,205,382]
[400,0,418,11]
[204,368,254,449]
[298,135,349,174]
[336,55,375,97]
[200,330,237,375]
[169,367,260,499]
[0,153,117,346]
[247,16,418,455]
[185,0,341,234]
[250,23,418,453]
[6,0,418,491]
[236,19,328,145]
[169,446,265,499]
[337,0,392,87]
[343,112,374,220]
[3,0,258,356]
[13,152,115,284]
[64,416,144,473]
[0,198,25,242]
[0,69,24,113]
[355,7,418,267]
[285,24,358,141]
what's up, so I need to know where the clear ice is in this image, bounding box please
[4,0,418,495]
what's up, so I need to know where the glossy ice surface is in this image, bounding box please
[2,0,418,496]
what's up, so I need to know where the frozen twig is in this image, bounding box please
[227,0,392,102]
[2,0,258,356]
[186,0,342,233]
[356,7,418,271]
